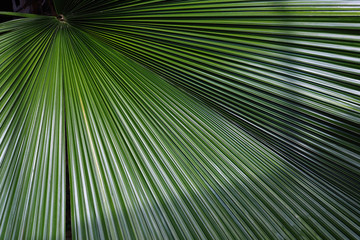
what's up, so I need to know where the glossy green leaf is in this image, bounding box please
[0,17,65,239]
[71,0,360,198]
[0,1,359,240]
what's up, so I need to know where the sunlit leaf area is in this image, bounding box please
[0,1,359,239]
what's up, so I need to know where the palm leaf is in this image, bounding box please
[0,16,65,239]
[70,0,360,196]
[1,1,359,239]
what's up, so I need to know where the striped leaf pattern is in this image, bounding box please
[69,0,360,197]
[0,1,360,239]
[0,17,65,239]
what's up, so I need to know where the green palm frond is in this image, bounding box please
[0,1,359,239]
[0,16,65,239]
[70,0,360,196]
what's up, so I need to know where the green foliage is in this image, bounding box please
[0,1,359,239]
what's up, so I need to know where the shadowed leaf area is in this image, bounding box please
[0,1,359,239]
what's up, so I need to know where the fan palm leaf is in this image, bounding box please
[0,1,359,239]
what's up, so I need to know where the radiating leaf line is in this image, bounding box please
[0,1,359,240]
[0,17,65,239]
[71,0,360,199]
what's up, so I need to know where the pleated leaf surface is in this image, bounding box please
[0,1,359,240]
[69,0,360,197]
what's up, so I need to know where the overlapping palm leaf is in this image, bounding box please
[68,0,360,197]
[0,1,359,239]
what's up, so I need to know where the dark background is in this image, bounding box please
[0,0,14,23]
